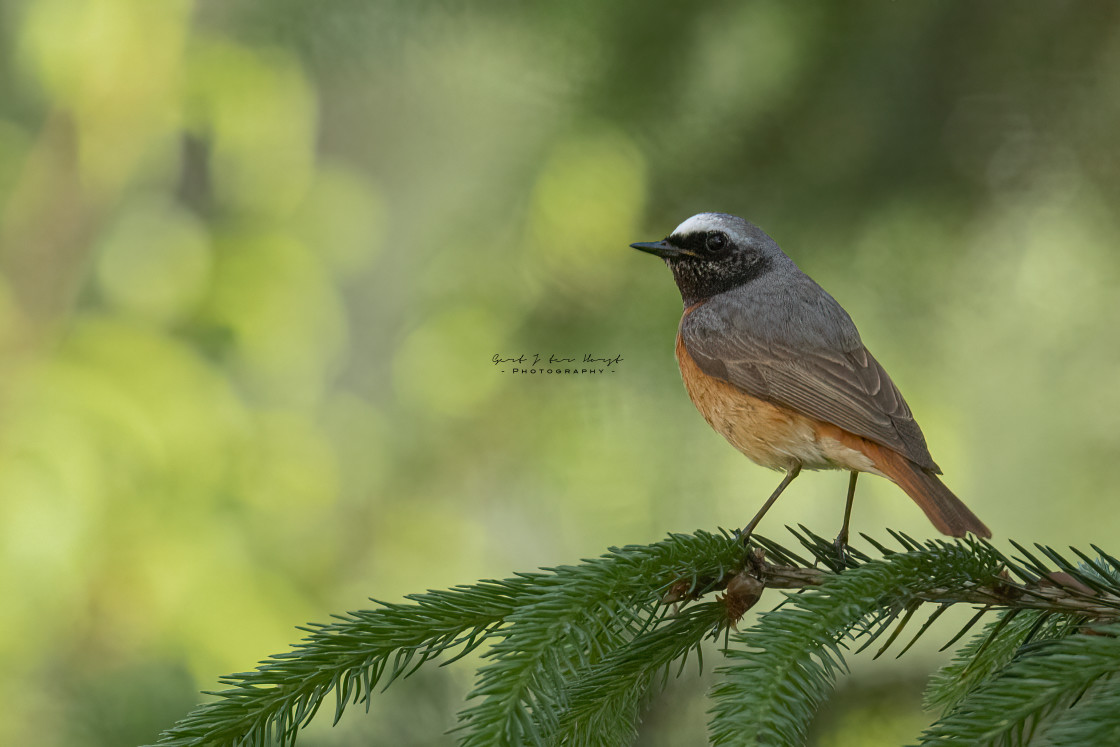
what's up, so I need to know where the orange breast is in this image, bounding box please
[674,329,881,475]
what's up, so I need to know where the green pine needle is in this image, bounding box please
[708,538,1004,746]
[454,529,743,746]
[151,529,1120,747]
[552,602,725,746]
[919,622,1120,745]
[1044,670,1120,746]
[924,609,1076,713]
[153,529,743,746]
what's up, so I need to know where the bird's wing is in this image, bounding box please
[681,294,940,472]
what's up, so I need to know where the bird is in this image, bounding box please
[631,212,991,551]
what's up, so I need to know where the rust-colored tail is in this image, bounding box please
[820,423,992,538]
[884,458,990,538]
[870,444,991,539]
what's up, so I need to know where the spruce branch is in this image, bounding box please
[152,527,1120,747]
[919,622,1120,745]
[924,609,1076,713]
[734,529,1120,620]
[152,576,542,746]
[453,530,743,746]
[153,530,744,747]
[552,602,726,746]
[1044,670,1120,746]
[708,534,1006,746]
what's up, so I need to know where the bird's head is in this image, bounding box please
[631,212,781,306]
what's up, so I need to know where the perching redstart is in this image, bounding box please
[632,213,991,547]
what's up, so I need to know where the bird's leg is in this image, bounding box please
[739,464,802,545]
[833,471,858,564]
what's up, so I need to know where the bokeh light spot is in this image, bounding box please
[528,128,647,294]
[96,198,212,322]
[393,305,508,418]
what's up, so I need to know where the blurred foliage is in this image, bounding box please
[1,0,1119,744]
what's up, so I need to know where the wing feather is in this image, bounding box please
[681,291,940,472]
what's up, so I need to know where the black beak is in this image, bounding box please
[630,240,689,259]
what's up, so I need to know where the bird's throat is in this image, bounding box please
[668,254,771,307]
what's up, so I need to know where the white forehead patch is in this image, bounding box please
[672,213,724,236]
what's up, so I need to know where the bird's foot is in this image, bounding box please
[832,533,850,568]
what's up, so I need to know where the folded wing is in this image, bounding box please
[681,291,940,473]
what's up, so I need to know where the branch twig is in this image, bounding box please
[667,545,1120,622]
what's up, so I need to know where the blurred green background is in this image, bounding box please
[2,1,1119,744]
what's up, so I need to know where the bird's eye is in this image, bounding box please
[705,232,729,254]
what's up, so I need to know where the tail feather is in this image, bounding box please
[823,424,991,538]
[879,453,991,539]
